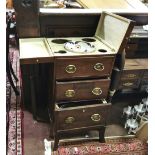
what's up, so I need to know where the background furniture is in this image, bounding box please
[108,18,148,103]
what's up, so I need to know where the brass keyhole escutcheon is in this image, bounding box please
[91,114,101,122]
[65,65,76,73]
[92,87,102,96]
[65,117,75,124]
[65,90,75,98]
[94,63,104,71]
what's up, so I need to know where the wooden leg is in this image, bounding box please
[53,133,59,151]
[99,127,105,143]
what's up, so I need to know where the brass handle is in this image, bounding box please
[92,87,102,96]
[123,82,134,86]
[65,65,76,73]
[65,117,75,124]
[126,74,136,78]
[65,90,75,98]
[91,114,101,122]
[94,63,104,71]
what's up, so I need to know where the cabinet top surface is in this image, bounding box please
[19,12,133,64]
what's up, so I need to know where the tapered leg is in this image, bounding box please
[99,127,105,143]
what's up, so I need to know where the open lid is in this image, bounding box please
[19,38,54,64]
[95,12,134,53]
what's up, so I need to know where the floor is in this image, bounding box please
[23,91,147,155]
[23,111,126,155]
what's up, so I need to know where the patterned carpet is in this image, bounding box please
[56,137,148,155]
[7,44,23,155]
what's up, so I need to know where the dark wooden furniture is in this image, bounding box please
[52,55,114,150]
[18,11,134,151]
[118,59,148,90]
[108,24,148,102]
[13,0,40,37]
[45,12,133,150]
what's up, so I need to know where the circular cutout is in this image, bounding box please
[98,49,107,53]
[82,38,96,42]
[51,39,70,44]
[54,50,67,54]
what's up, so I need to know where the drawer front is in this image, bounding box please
[55,103,110,130]
[55,56,115,80]
[56,79,110,102]
[121,70,143,80]
[119,79,141,89]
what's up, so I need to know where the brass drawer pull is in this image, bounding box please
[65,65,76,73]
[123,82,134,86]
[92,87,102,96]
[94,63,104,71]
[65,117,75,124]
[126,74,136,78]
[91,114,101,122]
[65,90,75,98]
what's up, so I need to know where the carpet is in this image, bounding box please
[56,137,147,155]
[7,44,23,155]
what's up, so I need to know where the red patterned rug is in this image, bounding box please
[7,45,23,155]
[56,137,147,155]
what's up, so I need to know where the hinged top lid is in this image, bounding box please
[95,12,134,53]
[19,38,54,64]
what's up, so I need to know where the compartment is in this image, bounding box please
[55,56,115,80]
[56,78,110,102]
[54,99,110,130]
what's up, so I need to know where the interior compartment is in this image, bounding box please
[56,99,108,109]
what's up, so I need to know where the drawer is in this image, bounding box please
[55,100,110,130]
[121,70,143,80]
[55,56,115,80]
[119,79,141,89]
[56,78,110,102]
